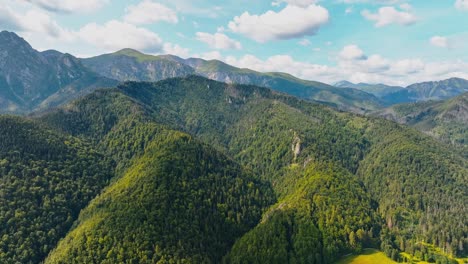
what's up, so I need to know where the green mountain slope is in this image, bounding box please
[226,163,379,263]
[373,93,467,149]
[82,50,382,113]
[39,76,467,262]
[0,116,112,263]
[45,128,273,263]
[0,31,117,114]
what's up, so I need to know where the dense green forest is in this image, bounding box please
[35,77,468,262]
[0,76,468,263]
[0,116,112,263]
[46,129,273,263]
[373,92,467,154]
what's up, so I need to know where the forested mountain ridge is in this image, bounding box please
[81,49,383,113]
[336,78,468,106]
[37,76,467,263]
[46,129,273,263]
[373,93,468,151]
[0,116,113,263]
[0,31,118,114]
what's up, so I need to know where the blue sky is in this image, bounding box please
[1,0,468,85]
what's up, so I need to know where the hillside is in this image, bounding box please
[0,31,117,114]
[0,116,112,263]
[39,76,467,262]
[374,93,467,149]
[82,50,382,113]
[45,129,272,263]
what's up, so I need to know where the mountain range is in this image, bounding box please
[82,48,382,113]
[0,76,464,263]
[374,92,467,151]
[2,30,467,116]
[0,31,117,113]
[0,30,467,264]
[335,78,468,105]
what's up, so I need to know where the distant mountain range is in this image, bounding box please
[82,48,382,113]
[335,78,468,105]
[373,92,468,150]
[1,30,468,115]
[334,81,406,98]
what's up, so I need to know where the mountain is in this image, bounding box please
[334,81,405,98]
[0,31,117,113]
[46,130,272,263]
[82,50,383,113]
[81,48,195,82]
[37,76,467,263]
[0,116,112,263]
[382,78,468,105]
[374,92,468,150]
[336,78,468,106]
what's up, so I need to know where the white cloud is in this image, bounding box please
[163,43,190,58]
[299,39,311,46]
[222,45,468,86]
[339,45,367,60]
[345,7,353,14]
[124,0,178,25]
[200,51,223,60]
[399,3,412,11]
[272,0,318,7]
[362,6,417,27]
[0,5,73,41]
[25,0,108,13]
[340,0,406,4]
[196,32,242,50]
[430,36,449,48]
[455,0,468,10]
[78,20,163,53]
[228,4,329,42]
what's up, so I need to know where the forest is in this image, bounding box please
[0,76,466,263]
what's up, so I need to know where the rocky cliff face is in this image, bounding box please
[0,31,117,113]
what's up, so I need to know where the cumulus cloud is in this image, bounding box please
[0,5,73,41]
[222,45,468,86]
[298,39,311,46]
[340,0,406,4]
[362,6,417,27]
[200,51,223,60]
[124,0,178,25]
[78,20,163,53]
[163,43,190,58]
[272,0,318,7]
[339,45,367,60]
[228,4,329,42]
[25,0,108,13]
[430,36,449,48]
[455,0,468,10]
[195,32,242,50]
